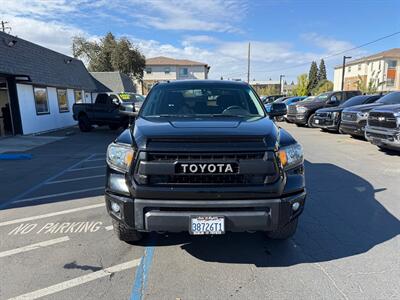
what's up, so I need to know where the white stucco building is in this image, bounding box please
[138,56,210,94]
[333,48,400,92]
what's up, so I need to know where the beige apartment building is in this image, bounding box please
[333,48,400,92]
[138,56,210,94]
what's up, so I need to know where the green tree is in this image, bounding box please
[313,79,333,95]
[253,85,280,96]
[318,59,327,82]
[356,71,385,94]
[72,32,145,79]
[293,74,309,96]
[307,61,319,93]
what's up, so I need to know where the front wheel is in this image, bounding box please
[266,218,298,240]
[78,114,92,132]
[307,114,315,128]
[112,219,143,243]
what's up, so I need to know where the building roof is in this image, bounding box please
[335,48,400,69]
[90,72,136,92]
[146,56,208,67]
[250,80,280,85]
[0,31,97,91]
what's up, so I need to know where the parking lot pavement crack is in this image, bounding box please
[314,263,349,300]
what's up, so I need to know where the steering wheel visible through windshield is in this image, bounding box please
[141,84,265,118]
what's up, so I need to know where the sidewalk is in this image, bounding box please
[0,135,65,154]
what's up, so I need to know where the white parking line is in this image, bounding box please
[45,174,105,185]
[68,166,105,171]
[0,203,104,227]
[9,259,141,300]
[85,158,105,162]
[14,187,104,204]
[0,236,69,258]
[105,225,113,231]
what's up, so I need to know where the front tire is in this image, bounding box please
[78,114,92,132]
[307,114,315,128]
[266,218,298,240]
[112,219,143,243]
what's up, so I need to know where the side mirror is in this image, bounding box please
[112,98,120,106]
[268,103,287,117]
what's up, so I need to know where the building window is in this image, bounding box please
[57,89,69,112]
[33,87,49,115]
[347,66,351,72]
[164,67,170,74]
[388,60,397,68]
[179,68,188,76]
[146,68,152,74]
[358,64,361,71]
[74,90,83,103]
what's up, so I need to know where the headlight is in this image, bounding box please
[278,143,303,170]
[297,106,307,113]
[331,112,339,118]
[357,112,368,120]
[107,143,134,172]
[395,113,400,126]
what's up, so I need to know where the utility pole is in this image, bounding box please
[1,21,11,33]
[279,74,285,94]
[341,55,352,91]
[247,42,251,83]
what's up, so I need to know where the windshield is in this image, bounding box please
[376,92,400,104]
[313,92,331,102]
[274,97,286,103]
[340,95,369,108]
[141,84,265,118]
[135,94,145,102]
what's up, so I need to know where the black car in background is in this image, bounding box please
[313,94,381,132]
[286,90,361,127]
[340,91,400,138]
[262,95,284,104]
[365,103,400,151]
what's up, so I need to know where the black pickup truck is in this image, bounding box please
[286,90,361,127]
[73,92,144,132]
[104,80,306,243]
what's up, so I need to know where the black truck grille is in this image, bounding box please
[288,105,297,115]
[368,112,397,129]
[315,112,330,118]
[143,151,272,186]
[342,112,357,122]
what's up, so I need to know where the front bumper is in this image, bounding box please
[339,121,366,136]
[313,117,339,130]
[105,190,306,233]
[365,126,400,150]
[286,114,307,125]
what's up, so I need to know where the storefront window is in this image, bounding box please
[74,90,83,103]
[33,87,49,115]
[57,89,69,112]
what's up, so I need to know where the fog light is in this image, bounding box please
[111,201,120,214]
[292,202,300,211]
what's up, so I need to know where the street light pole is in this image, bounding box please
[247,42,251,83]
[279,74,285,94]
[341,55,352,91]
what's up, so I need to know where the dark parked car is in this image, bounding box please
[313,94,381,132]
[340,92,400,138]
[105,80,306,242]
[286,91,361,127]
[365,103,400,152]
[73,92,138,132]
[262,95,284,104]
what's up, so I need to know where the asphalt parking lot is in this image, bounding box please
[0,124,399,300]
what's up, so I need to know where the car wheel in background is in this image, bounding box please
[78,114,93,132]
[307,114,315,128]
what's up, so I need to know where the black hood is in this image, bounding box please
[130,116,279,151]
[370,104,400,114]
[295,100,327,110]
[342,102,387,113]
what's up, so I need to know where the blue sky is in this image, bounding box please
[1,0,399,82]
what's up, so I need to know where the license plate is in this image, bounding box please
[314,119,319,124]
[190,216,225,235]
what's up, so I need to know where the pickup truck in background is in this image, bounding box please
[72,92,145,132]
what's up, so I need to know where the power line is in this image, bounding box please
[221,30,400,77]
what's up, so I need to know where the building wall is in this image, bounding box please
[333,57,400,91]
[17,84,82,135]
[143,65,207,81]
